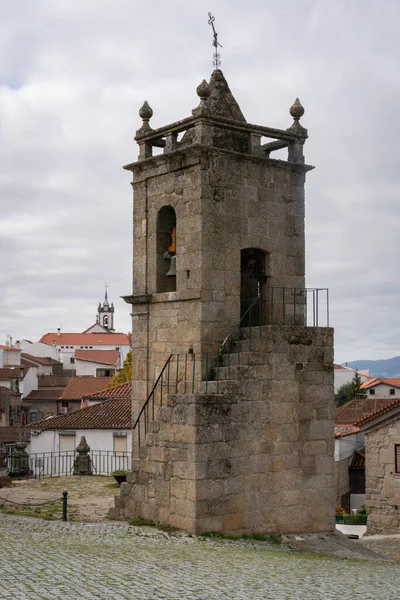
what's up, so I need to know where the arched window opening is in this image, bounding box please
[157,206,176,293]
[240,248,270,326]
[103,315,109,327]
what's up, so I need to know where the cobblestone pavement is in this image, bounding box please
[0,515,399,600]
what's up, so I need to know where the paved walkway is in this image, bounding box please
[0,515,399,599]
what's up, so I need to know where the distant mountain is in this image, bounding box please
[345,356,400,378]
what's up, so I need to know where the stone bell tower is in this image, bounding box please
[114,70,335,535]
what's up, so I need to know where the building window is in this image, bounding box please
[390,388,395,396]
[395,445,400,474]
[29,412,38,423]
[113,434,127,456]
[70,357,75,364]
[96,368,114,377]
[59,433,76,452]
[369,389,375,395]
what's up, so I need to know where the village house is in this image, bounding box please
[73,349,120,377]
[361,377,400,398]
[357,398,400,534]
[334,363,370,393]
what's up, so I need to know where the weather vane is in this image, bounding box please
[208,12,222,69]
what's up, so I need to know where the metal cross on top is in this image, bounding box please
[208,12,222,69]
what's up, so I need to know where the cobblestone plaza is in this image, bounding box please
[0,515,398,599]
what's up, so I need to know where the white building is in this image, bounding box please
[74,349,120,377]
[334,364,370,392]
[0,344,21,367]
[361,378,400,398]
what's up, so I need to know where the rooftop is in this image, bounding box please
[0,427,30,444]
[361,377,400,389]
[60,377,112,400]
[356,397,400,428]
[82,380,132,401]
[74,349,119,365]
[23,388,65,402]
[0,345,21,352]
[21,353,62,366]
[40,333,130,346]
[30,396,130,430]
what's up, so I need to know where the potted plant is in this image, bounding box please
[112,470,127,485]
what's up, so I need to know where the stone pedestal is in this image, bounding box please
[10,441,29,478]
[73,436,93,475]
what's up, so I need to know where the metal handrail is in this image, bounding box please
[133,354,173,431]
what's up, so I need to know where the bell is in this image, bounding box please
[166,254,176,277]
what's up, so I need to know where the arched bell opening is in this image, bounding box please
[156,206,177,293]
[240,248,270,326]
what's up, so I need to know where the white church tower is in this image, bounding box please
[97,288,115,332]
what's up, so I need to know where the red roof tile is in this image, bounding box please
[335,398,395,425]
[361,377,400,389]
[39,333,130,346]
[21,353,61,366]
[356,398,400,428]
[0,345,21,352]
[37,375,70,388]
[335,424,360,438]
[83,380,132,400]
[29,396,131,430]
[0,427,30,444]
[74,349,119,365]
[23,389,65,401]
[334,364,349,370]
[0,367,24,380]
[61,377,112,400]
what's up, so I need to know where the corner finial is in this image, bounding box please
[289,98,305,121]
[287,98,307,136]
[197,79,211,102]
[138,100,153,132]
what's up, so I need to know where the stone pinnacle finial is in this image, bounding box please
[287,98,307,136]
[196,79,211,101]
[289,98,305,121]
[138,100,153,133]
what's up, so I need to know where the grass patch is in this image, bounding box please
[0,500,66,521]
[129,515,178,534]
[202,531,282,544]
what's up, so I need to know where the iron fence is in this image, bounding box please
[7,450,132,480]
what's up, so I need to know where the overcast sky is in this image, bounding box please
[1,0,399,362]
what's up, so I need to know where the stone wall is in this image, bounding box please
[336,457,350,509]
[112,325,335,534]
[365,416,400,534]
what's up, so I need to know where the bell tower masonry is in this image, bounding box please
[113,70,335,535]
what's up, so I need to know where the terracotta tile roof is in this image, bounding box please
[0,345,21,352]
[361,377,400,389]
[334,364,349,370]
[21,353,61,366]
[0,385,22,397]
[0,367,24,380]
[74,349,119,365]
[23,388,65,401]
[335,398,395,425]
[29,396,131,430]
[83,380,132,400]
[0,427,30,444]
[355,398,400,428]
[39,333,130,346]
[60,377,112,400]
[37,375,70,388]
[335,424,360,438]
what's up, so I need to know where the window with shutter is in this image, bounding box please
[59,434,76,452]
[113,435,127,456]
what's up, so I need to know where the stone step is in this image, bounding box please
[219,350,269,368]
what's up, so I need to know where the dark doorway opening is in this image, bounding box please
[240,248,269,326]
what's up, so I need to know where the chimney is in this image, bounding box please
[57,328,61,337]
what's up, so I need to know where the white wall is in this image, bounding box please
[57,344,129,367]
[75,359,115,377]
[335,432,365,462]
[19,341,59,360]
[366,383,400,398]
[30,428,131,454]
[334,368,370,392]
[21,368,38,398]
[2,348,21,367]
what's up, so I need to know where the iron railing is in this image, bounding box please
[132,286,330,452]
[7,450,132,480]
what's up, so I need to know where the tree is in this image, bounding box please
[335,371,367,407]
[109,351,132,387]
